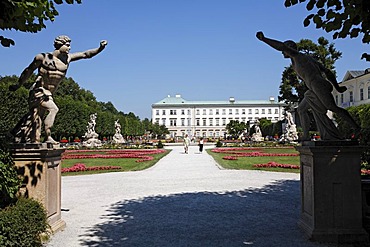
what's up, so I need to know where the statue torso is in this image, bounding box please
[37,53,69,93]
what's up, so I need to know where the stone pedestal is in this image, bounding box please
[296,141,368,244]
[9,143,66,233]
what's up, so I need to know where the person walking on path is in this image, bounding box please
[198,137,204,153]
[183,134,190,154]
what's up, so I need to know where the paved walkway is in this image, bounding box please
[47,145,329,247]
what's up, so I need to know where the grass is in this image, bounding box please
[61,149,170,176]
[207,147,300,173]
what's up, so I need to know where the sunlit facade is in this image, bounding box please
[151,94,286,138]
[333,70,370,108]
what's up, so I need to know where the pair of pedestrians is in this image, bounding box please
[183,135,203,154]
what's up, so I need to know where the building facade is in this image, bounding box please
[151,94,286,138]
[333,70,370,108]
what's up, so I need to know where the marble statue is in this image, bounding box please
[251,120,264,142]
[112,119,125,144]
[82,113,102,147]
[9,35,108,144]
[280,111,299,142]
[256,31,360,141]
[238,128,248,140]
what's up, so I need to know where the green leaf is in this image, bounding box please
[316,0,325,8]
[307,0,316,11]
[318,9,325,16]
[304,16,311,27]
[350,28,360,38]
[313,15,323,28]
[0,37,15,47]
[284,0,292,7]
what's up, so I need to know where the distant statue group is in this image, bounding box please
[81,113,102,147]
[112,119,126,144]
[251,120,264,142]
[9,35,107,144]
[280,111,298,142]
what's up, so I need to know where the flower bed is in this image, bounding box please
[62,149,167,174]
[253,161,299,169]
[362,170,370,175]
[212,147,298,160]
[213,147,299,170]
[61,163,121,173]
[62,149,166,163]
[223,156,238,160]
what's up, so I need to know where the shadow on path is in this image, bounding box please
[79,180,325,247]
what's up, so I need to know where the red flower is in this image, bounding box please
[62,163,122,173]
[253,162,299,169]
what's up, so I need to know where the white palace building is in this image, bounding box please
[151,94,286,138]
[333,69,370,108]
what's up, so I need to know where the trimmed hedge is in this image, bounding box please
[0,197,49,247]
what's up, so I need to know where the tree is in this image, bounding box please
[259,118,273,137]
[278,37,342,106]
[54,77,82,101]
[52,96,90,140]
[0,76,28,135]
[151,123,169,139]
[284,0,370,61]
[1,74,157,141]
[0,0,82,47]
[225,120,248,138]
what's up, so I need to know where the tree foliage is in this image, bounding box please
[285,0,370,61]
[0,0,82,47]
[0,75,167,141]
[225,120,248,137]
[278,37,342,106]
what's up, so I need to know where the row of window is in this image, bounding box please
[335,87,370,105]
[156,108,279,116]
[155,116,279,127]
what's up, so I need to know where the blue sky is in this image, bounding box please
[1,0,369,119]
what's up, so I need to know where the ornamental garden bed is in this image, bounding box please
[61,149,170,175]
[208,147,370,175]
[208,147,300,173]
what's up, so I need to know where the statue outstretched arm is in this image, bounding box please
[70,40,108,62]
[256,32,286,51]
[9,54,43,91]
[256,31,298,56]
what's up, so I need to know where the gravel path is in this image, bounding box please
[47,144,330,247]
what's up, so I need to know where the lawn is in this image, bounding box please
[61,149,170,176]
[207,146,300,173]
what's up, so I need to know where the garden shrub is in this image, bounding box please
[336,104,370,169]
[0,197,49,247]
[0,149,20,209]
[157,140,164,148]
[216,140,223,147]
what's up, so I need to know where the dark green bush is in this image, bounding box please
[336,104,370,168]
[0,149,21,209]
[157,140,163,148]
[216,140,223,147]
[0,197,49,247]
